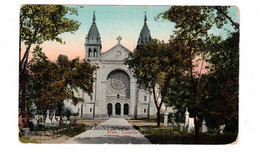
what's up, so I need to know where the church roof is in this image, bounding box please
[138,13,151,45]
[87,12,101,39]
[102,36,132,55]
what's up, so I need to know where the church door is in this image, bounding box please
[107,103,112,116]
[115,103,121,115]
[124,103,129,115]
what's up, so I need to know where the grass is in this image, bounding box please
[135,125,238,144]
[39,123,87,137]
[57,123,86,137]
[19,137,38,143]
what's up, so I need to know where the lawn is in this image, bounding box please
[19,119,106,144]
[134,125,238,144]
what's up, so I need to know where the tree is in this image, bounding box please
[28,46,97,124]
[19,5,80,123]
[125,39,187,126]
[198,32,239,133]
[157,6,239,140]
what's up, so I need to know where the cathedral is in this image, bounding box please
[65,12,157,119]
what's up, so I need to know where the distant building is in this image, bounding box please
[65,12,158,118]
[58,54,68,60]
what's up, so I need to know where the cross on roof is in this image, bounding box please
[116,36,122,44]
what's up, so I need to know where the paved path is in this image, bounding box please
[66,118,151,144]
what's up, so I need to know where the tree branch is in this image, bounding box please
[198,56,204,81]
[215,6,239,30]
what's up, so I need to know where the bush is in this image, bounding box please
[19,137,38,143]
[57,124,86,137]
[137,126,237,144]
[145,133,237,144]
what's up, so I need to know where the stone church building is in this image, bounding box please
[65,12,157,119]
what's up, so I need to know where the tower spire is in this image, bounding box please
[92,11,96,24]
[137,12,151,46]
[85,11,102,60]
[144,11,147,24]
[144,11,147,25]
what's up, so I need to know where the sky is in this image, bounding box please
[21,5,239,61]
[3,0,260,157]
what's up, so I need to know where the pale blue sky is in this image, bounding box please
[39,5,239,60]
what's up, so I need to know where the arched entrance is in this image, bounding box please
[115,103,121,115]
[124,103,129,115]
[107,103,112,116]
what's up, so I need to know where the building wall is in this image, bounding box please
[64,44,158,119]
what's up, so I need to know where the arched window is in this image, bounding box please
[107,103,112,116]
[124,103,129,115]
[115,103,121,115]
[88,49,91,57]
[93,49,97,57]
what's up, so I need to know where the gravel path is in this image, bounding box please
[66,118,151,144]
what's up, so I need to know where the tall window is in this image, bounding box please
[144,96,147,102]
[94,49,97,57]
[90,95,93,101]
[88,49,91,57]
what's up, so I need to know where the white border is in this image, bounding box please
[1,0,259,159]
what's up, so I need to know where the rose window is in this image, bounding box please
[108,70,129,91]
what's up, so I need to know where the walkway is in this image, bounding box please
[66,118,151,144]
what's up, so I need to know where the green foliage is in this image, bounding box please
[198,32,239,132]
[37,123,86,137]
[19,137,38,143]
[144,133,237,144]
[137,126,237,144]
[19,5,80,114]
[125,39,187,126]
[58,123,86,137]
[165,75,194,116]
[158,6,239,133]
[27,47,97,112]
[125,39,169,93]
[20,5,80,45]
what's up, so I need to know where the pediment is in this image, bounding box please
[101,44,131,61]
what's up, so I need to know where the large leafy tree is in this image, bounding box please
[28,46,97,123]
[198,32,239,133]
[158,6,239,139]
[125,39,187,126]
[19,5,80,119]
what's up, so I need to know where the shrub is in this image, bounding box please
[19,137,38,143]
[58,124,86,137]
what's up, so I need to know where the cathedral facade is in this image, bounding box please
[65,12,157,119]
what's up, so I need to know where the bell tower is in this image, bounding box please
[137,12,151,46]
[85,11,102,60]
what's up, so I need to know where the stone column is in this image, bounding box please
[100,80,107,117]
[121,104,124,117]
[112,103,115,116]
[130,80,137,117]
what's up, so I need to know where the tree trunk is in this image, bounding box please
[188,42,201,143]
[156,108,161,127]
[152,85,164,127]
[194,116,200,143]
[58,103,63,125]
[19,43,32,122]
